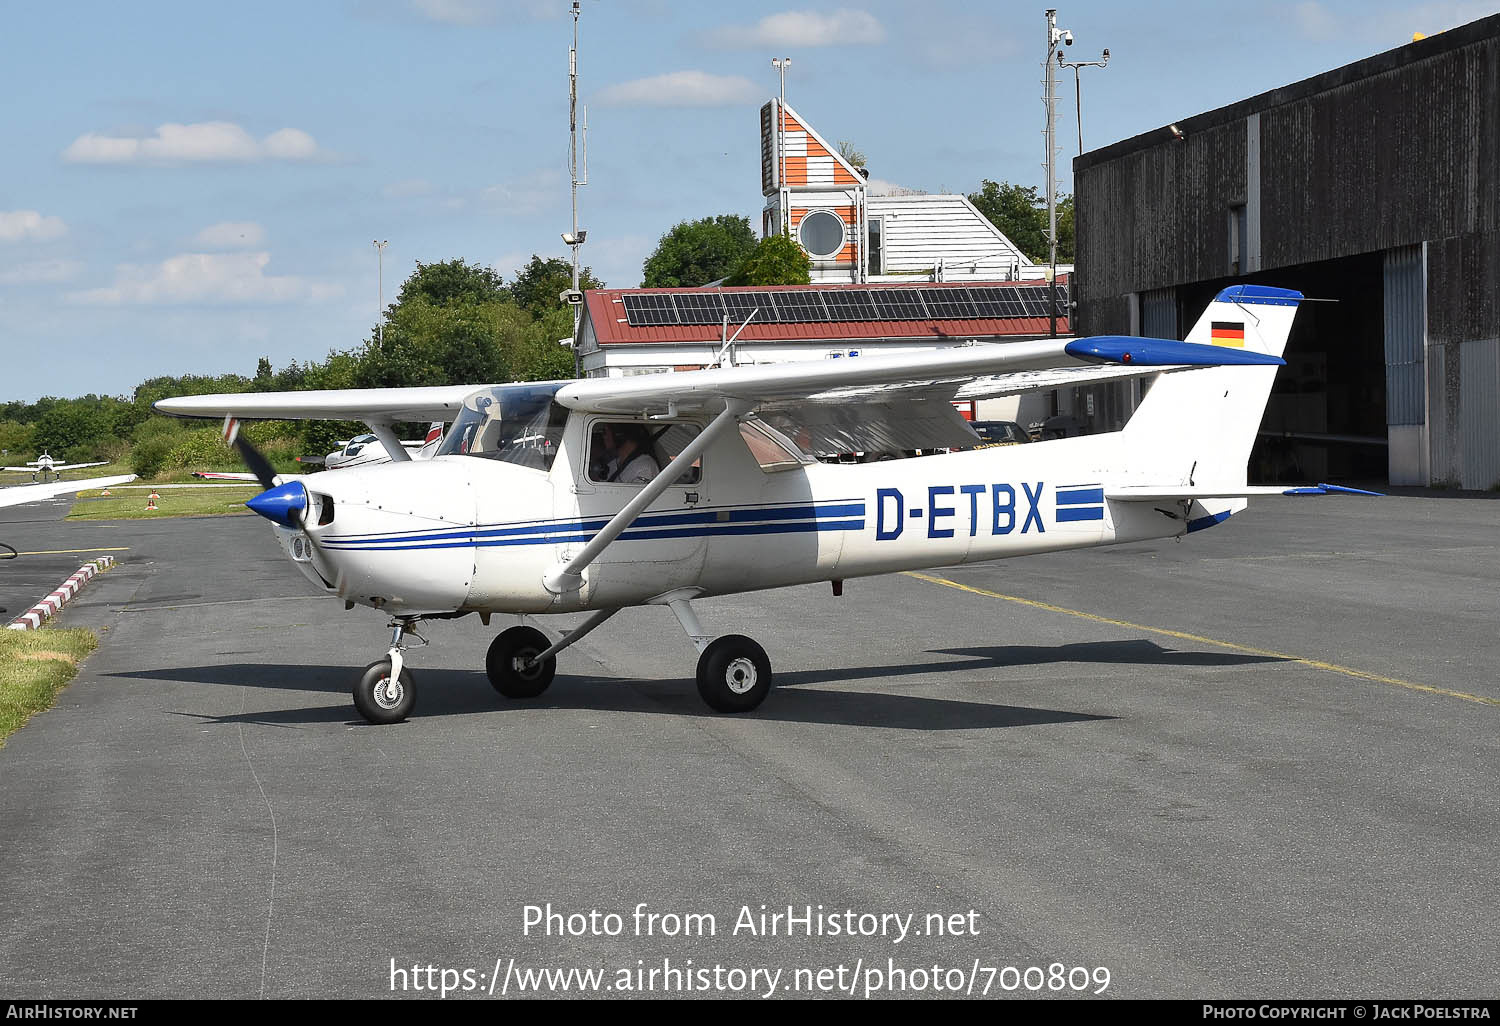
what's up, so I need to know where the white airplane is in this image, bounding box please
[0,473,137,509]
[191,423,443,481]
[157,285,1375,724]
[2,452,109,483]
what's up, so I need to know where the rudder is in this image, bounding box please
[1121,285,1302,488]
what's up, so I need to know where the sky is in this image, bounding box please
[2,0,1495,402]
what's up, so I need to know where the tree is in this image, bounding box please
[394,258,507,309]
[508,255,603,316]
[968,180,1046,263]
[724,232,811,287]
[33,398,115,460]
[1056,195,1075,263]
[836,140,866,168]
[642,215,758,288]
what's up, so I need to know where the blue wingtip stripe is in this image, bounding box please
[1066,337,1285,368]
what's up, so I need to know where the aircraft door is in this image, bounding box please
[561,417,710,603]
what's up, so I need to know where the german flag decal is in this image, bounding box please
[1210,321,1245,347]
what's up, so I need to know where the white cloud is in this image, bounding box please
[69,251,340,306]
[596,71,761,108]
[62,122,328,165]
[0,210,67,243]
[705,8,886,49]
[0,259,85,285]
[408,0,557,25]
[193,221,266,249]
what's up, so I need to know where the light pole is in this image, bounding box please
[1042,10,1070,338]
[372,239,388,344]
[771,57,791,235]
[1058,46,1109,154]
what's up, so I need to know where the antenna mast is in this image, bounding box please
[568,1,588,376]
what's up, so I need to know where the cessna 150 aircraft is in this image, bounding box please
[2,452,109,483]
[158,286,1373,724]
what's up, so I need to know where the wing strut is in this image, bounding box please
[366,422,412,463]
[542,400,750,595]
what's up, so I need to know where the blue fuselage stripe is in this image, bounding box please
[322,500,866,547]
[1056,487,1105,505]
[321,518,866,552]
[1056,507,1104,522]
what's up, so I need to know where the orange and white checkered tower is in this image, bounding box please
[760,99,869,283]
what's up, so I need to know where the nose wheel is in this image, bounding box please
[354,659,415,724]
[352,617,425,724]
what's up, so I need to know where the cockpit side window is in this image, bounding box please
[436,384,568,472]
[587,420,702,486]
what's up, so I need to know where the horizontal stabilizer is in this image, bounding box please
[1107,483,1383,501]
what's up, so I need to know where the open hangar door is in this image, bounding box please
[1176,252,1389,484]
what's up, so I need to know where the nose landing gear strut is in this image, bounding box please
[352,616,427,724]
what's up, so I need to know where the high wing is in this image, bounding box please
[0,474,137,509]
[153,384,480,423]
[47,461,110,472]
[556,336,1283,452]
[192,471,262,482]
[557,337,1280,415]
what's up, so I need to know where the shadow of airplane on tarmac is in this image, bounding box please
[115,637,1284,732]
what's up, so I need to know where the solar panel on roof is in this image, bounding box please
[772,290,828,322]
[922,287,979,319]
[621,293,679,327]
[820,290,879,322]
[673,292,726,325]
[721,292,775,324]
[870,289,928,320]
[969,286,1018,318]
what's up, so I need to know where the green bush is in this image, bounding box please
[130,436,175,478]
[166,428,236,469]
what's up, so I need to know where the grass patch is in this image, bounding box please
[66,486,261,520]
[0,627,99,746]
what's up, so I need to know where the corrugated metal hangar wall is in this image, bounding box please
[1073,14,1500,488]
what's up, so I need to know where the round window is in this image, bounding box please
[797,210,845,259]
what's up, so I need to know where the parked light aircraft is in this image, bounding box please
[157,286,1375,724]
[0,474,137,510]
[2,452,109,484]
[192,423,443,481]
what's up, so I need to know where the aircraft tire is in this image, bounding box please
[695,635,771,713]
[353,659,415,724]
[486,626,556,699]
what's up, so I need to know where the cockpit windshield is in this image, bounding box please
[436,383,569,472]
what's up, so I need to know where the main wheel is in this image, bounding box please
[486,626,556,699]
[353,659,415,724]
[695,635,772,713]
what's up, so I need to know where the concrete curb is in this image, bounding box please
[5,556,116,631]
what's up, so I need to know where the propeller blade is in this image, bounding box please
[233,436,280,492]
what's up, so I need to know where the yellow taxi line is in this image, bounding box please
[905,571,1498,708]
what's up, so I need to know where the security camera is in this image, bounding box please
[1063,30,1073,45]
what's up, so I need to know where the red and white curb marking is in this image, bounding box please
[6,556,116,631]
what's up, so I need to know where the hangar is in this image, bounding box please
[1072,14,1500,487]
